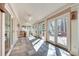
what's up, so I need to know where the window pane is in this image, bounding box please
[57,17,67,46]
[48,21,55,42]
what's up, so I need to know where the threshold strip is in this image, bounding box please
[59,48,70,56]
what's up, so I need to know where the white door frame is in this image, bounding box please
[47,12,71,51]
[2,13,5,56]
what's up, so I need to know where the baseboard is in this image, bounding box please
[6,39,18,56]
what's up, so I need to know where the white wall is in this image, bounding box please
[70,4,79,55]
[71,17,78,55]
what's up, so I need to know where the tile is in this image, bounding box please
[10,37,35,56]
[47,44,56,56]
[55,47,61,56]
[33,40,44,52]
[10,36,70,56]
[59,48,70,56]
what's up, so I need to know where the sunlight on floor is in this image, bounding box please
[28,35,70,56]
[28,35,35,40]
[33,40,44,52]
[32,39,40,45]
[47,44,56,56]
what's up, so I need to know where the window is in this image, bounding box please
[48,20,55,42]
[47,13,70,49]
[5,11,13,55]
[57,17,67,46]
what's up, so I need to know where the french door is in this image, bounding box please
[48,19,56,44]
[47,13,70,50]
[5,11,13,55]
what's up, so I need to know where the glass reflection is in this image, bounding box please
[57,17,67,46]
[48,20,55,42]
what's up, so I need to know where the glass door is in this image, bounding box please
[48,20,55,43]
[47,13,70,49]
[5,11,13,55]
[5,12,10,55]
[37,22,45,39]
[56,14,70,49]
[39,23,42,38]
[40,22,46,40]
[9,17,13,45]
[57,17,67,47]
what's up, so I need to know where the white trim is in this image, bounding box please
[47,13,70,49]
[2,13,5,56]
[77,6,79,56]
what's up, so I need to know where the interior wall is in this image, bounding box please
[70,5,79,55]
[34,4,79,56]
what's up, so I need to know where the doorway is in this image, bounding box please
[48,19,56,44]
[47,13,70,50]
[5,11,13,55]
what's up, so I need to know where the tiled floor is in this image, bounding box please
[10,36,70,56]
[10,37,36,56]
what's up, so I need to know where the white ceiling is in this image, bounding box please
[10,3,67,25]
